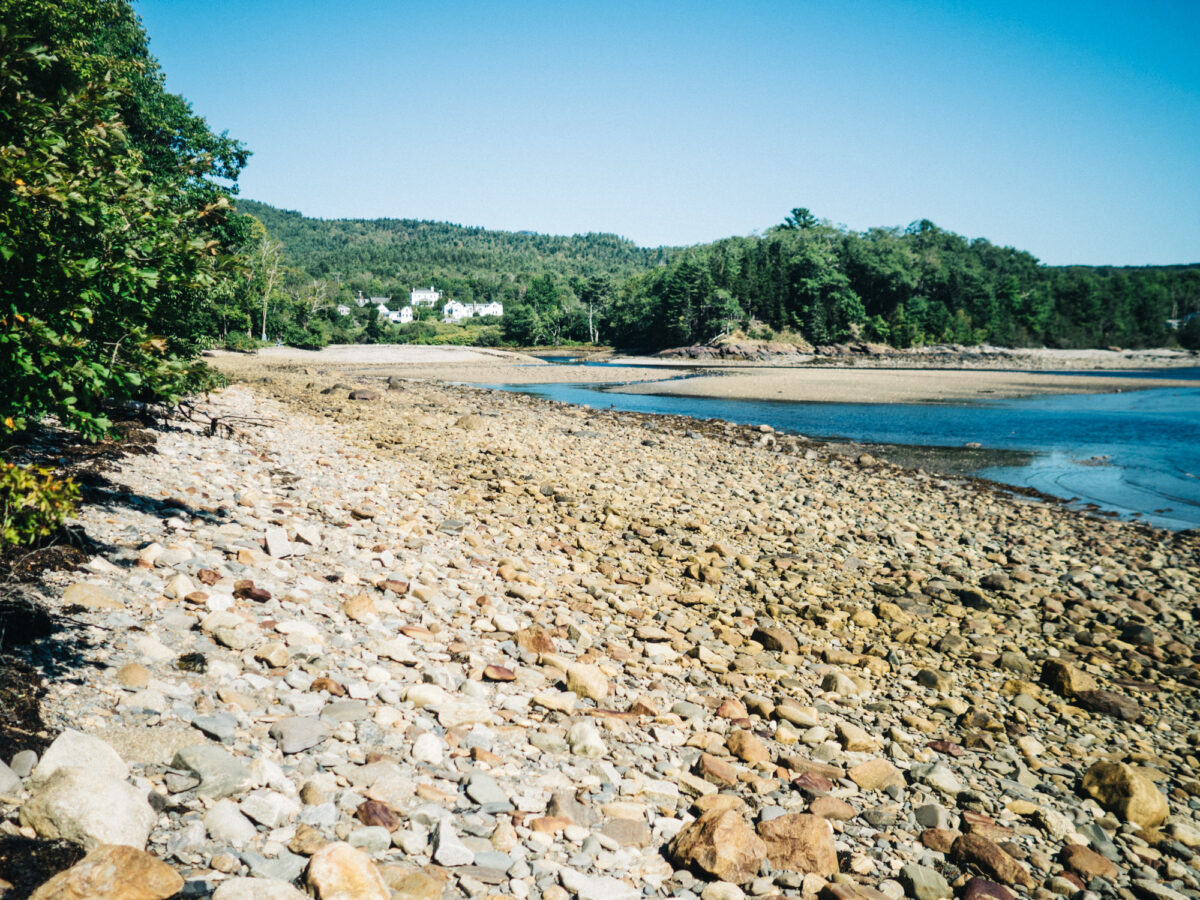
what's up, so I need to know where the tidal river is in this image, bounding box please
[484,366,1200,531]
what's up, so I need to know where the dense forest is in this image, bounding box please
[244,201,1200,351]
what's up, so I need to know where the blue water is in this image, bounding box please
[484,371,1200,530]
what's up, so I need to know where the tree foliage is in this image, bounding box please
[0,1,250,441]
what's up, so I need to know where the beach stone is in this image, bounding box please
[1060,843,1120,880]
[821,885,895,900]
[961,878,1014,900]
[63,582,123,610]
[600,818,653,847]
[1039,660,1097,697]
[1081,761,1169,828]
[558,869,641,900]
[32,730,127,784]
[566,663,609,701]
[432,819,475,866]
[171,745,251,798]
[306,841,389,900]
[950,834,1034,888]
[28,844,183,900]
[752,626,797,653]
[837,722,880,752]
[727,730,770,765]
[21,768,156,850]
[669,808,767,884]
[205,798,258,845]
[701,884,746,900]
[849,758,904,791]
[898,863,951,900]
[211,878,309,900]
[270,716,328,754]
[809,797,856,821]
[756,813,837,875]
[116,664,150,689]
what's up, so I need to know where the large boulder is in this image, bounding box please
[31,731,127,784]
[28,844,180,900]
[306,842,390,900]
[756,813,838,875]
[21,768,156,850]
[669,809,766,884]
[1081,761,1169,828]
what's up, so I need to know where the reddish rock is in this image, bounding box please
[483,665,515,682]
[514,628,555,655]
[1060,843,1120,880]
[951,834,1034,888]
[716,699,749,720]
[752,626,798,653]
[820,884,894,900]
[355,800,399,831]
[961,877,1015,900]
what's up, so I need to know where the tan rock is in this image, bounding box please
[1081,761,1169,828]
[727,730,770,765]
[116,664,150,690]
[566,663,609,701]
[756,813,838,875]
[1040,660,1097,697]
[669,809,766,884]
[255,642,291,669]
[379,865,443,900]
[808,797,856,821]
[848,759,904,792]
[306,842,389,900]
[836,721,880,752]
[342,593,377,623]
[29,844,182,900]
[63,583,123,610]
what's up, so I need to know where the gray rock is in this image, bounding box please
[466,772,509,805]
[915,803,952,830]
[20,767,156,850]
[249,849,308,882]
[205,798,259,845]
[212,877,309,900]
[172,744,251,799]
[433,819,475,866]
[348,825,392,854]
[270,716,328,754]
[0,760,21,795]
[192,712,239,744]
[239,789,300,828]
[899,863,952,900]
[9,750,37,778]
[559,867,642,900]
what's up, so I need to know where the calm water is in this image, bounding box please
[485,367,1200,530]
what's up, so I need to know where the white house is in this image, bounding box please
[353,291,370,307]
[443,300,474,322]
[411,286,441,307]
[375,302,392,318]
[336,304,351,317]
[474,301,504,318]
[398,306,414,324]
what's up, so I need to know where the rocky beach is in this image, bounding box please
[1,354,1198,900]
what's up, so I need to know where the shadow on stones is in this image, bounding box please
[0,836,85,900]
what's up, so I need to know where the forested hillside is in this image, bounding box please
[243,201,1200,351]
[237,199,673,296]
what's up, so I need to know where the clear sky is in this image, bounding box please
[135,0,1199,265]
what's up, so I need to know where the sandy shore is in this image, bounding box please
[214,345,1198,404]
[611,367,1199,403]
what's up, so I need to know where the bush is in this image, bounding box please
[221,332,262,352]
[0,464,80,548]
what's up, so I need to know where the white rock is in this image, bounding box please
[20,767,156,850]
[412,733,446,765]
[212,877,308,900]
[205,799,259,846]
[31,730,127,784]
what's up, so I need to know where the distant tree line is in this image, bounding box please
[245,202,1200,352]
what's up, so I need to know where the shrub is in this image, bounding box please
[0,464,80,548]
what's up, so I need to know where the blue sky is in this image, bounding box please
[136,0,1199,265]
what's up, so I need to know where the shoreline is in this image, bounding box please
[212,345,1199,405]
